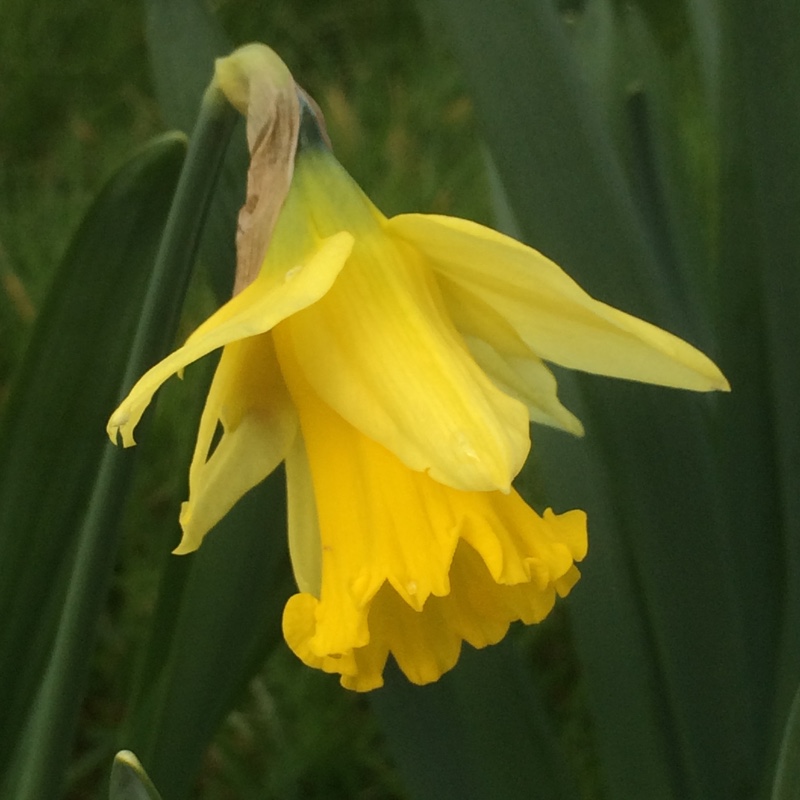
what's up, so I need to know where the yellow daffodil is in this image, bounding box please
[107,45,728,691]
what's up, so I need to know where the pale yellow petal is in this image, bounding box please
[436,274,532,358]
[174,333,296,553]
[106,231,353,448]
[436,276,582,434]
[464,336,584,436]
[284,429,322,596]
[389,214,730,392]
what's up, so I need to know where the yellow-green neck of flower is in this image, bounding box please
[265,142,385,278]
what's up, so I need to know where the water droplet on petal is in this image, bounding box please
[455,432,479,461]
[284,265,302,282]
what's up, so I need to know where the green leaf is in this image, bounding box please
[428,0,679,324]
[120,471,293,800]
[371,636,579,800]
[0,133,185,786]
[144,0,229,133]
[109,752,164,800]
[718,0,800,784]
[528,382,682,800]
[1,74,241,799]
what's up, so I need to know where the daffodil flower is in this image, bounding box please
[108,45,728,691]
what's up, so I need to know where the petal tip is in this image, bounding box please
[106,412,136,448]
[560,411,585,437]
[171,537,199,556]
[175,503,207,554]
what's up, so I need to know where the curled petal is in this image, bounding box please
[284,524,585,692]
[275,324,462,642]
[106,230,353,447]
[176,333,297,553]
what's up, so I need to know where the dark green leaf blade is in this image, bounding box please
[772,684,800,800]
[120,471,293,800]
[3,71,240,800]
[116,7,297,797]
[0,133,186,780]
[718,0,800,783]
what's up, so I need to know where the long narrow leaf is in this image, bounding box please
[772,683,800,800]
[2,71,240,798]
[121,474,292,800]
[719,0,800,782]
[0,133,185,785]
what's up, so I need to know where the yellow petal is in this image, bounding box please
[276,325,463,646]
[389,214,730,393]
[287,245,529,491]
[435,272,532,359]
[175,333,296,553]
[380,538,576,686]
[436,276,583,434]
[369,510,586,689]
[281,168,523,491]
[284,523,585,692]
[283,593,370,686]
[464,336,584,436]
[276,331,587,689]
[275,148,530,492]
[106,230,353,448]
[284,429,322,596]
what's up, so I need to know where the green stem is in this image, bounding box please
[9,81,238,800]
[120,80,240,395]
